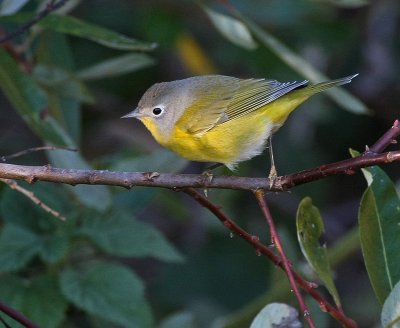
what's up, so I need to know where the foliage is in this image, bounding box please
[0,0,399,327]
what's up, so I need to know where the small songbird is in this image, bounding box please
[123,74,357,175]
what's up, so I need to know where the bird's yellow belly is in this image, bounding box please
[164,108,280,168]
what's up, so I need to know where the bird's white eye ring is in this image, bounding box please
[152,107,163,116]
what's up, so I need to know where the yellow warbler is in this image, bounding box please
[123,74,357,170]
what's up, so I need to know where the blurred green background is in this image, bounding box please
[0,0,399,327]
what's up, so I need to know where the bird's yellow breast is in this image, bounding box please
[140,92,308,168]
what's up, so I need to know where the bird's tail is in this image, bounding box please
[306,74,358,94]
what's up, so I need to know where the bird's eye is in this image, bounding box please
[152,107,163,116]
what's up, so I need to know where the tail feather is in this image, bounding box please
[307,73,358,94]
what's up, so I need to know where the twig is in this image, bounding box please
[0,178,66,221]
[1,146,77,162]
[0,0,70,44]
[368,119,399,153]
[183,188,357,327]
[255,190,315,328]
[0,301,39,328]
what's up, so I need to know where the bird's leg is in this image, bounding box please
[201,163,223,197]
[267,136,277,185]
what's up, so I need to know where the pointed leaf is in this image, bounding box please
[0,275,68,328]
[0,47,77,146]
[78,210,183,262]
[34,64,94,103]
[296,197,341,306]
[234,12,369,114]
[358,165,400,304]
[0,225,41,272]
[381,280,400,328]
[202,6,257,50]
[60,261,153,327]
[250,303,301,328]
[77,53,155,81]
[39,14,157,51]
[36,31,81,142]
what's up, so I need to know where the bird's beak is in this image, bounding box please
[121,108,142,119]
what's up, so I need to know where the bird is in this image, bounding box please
[122,74,357,177]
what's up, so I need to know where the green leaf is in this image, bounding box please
[77,53,155,81]
[36,31,81,142]
[202,6,258,50]
[358,165,400,304]
[382,280,400,328]
[60,261,153,328]
[34,64,94,104]
[78,210,183,262]
[158,312,195,328]
[250,303,300,328]
[0,47,78,146]
[0,225,41,272]
[296,197,341,306]
[318,0,369,7]
[0,185,72,264]
[0,275,68,328]
[39,14,157,51]
[233,11,369,115]
[0,0,29,16]
[112,149,188,172]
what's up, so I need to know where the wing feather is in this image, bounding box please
[179,76,308,136]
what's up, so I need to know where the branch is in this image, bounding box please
[0,0,69,45]
[183,188,357,327]
[0,119,397,191]
[1,146,77,162]
[0,149,398,191]
[0,178,65,220]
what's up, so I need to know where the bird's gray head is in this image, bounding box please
[122,79,193,141]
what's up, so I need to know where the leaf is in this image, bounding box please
[250,303,301,328]
[0,0,30,16]
[296,197,341,306]
[60,261,153,328]
[158,312,195,328]
[112,149,188,172]
[39,14,157,51]
[0,185,72,264]
[233,11,369,115]
[0,225,41,272]
[382,280,400,328]
[358,165,400,304]
[202,6,257,50]
[33,64,94,103]
[36,31,81,142]
[319,0,370,8]
[77,53,155,81]
[78,210,183,262]
[0,275,68,328]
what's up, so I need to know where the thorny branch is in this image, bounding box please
[183,188,357,327]
[255,189,316,328]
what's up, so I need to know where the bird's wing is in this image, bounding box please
[180,77,308,136]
